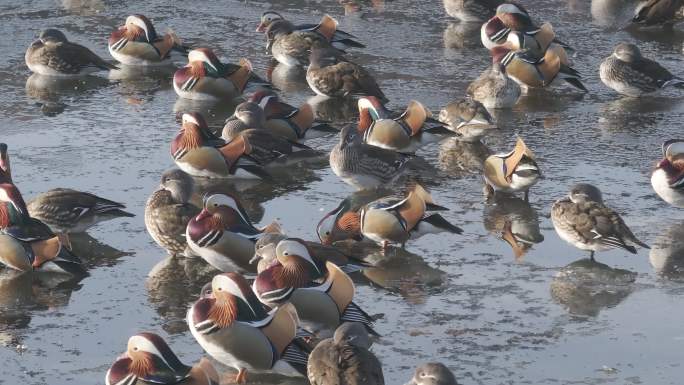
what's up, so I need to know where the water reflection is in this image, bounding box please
[550,258,636,317]
[70,232,133,268]
[626,26,684,50]
[339,0,390,15]
[173,98,241,128]
[483,196,544,259]
[109,65,176,103]
[147,255,219,334]
[362,248,447,304]
[308,95,359,123]
[443,22,482,50]
[597,96,677,132]
[650,222,684,280]
[61,0,105,15]
[438,138,491,177]
[25,74,111,116]
[267,61,310,93]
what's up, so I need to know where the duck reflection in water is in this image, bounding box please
[484,196,544,259]
[650,221,684,280]
[550,258,636,317]
[26,74,110,116]
[443,22,482,49]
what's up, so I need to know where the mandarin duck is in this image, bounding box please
[266,15,343,67]
[356,97,433,152]
[256,11,365,50]
[306,47,388,103]
[0,183,85,275]
[253,238,377,336]
[600,42,684,97]
[406,363,459,385]
[483,138,540,201]
[467,63,521,109]
[26,29,117,76]
[188,272,310,383]
[438,98,497,142]
[186,192,280,272]
[173,48,270,101]
[330,125,414,190]
[632,0,684,26]
[652,139,684,208]
[145,169,200,256]
[108,14,187,66]
[551,184,650,261]
[307,322,384,385]
[106,332,219,385]
[252,90,333,140]
[444,0,504,22]
[358,184,463,251]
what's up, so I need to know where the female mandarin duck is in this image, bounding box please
[551,184,649,262]
[0,183,85,275]
[438,98,497,142]
[652,139,684,208]
[330,125,414,190]
[188,272,310,383]
[173,48,269,101]
[356,97,432,152]
[632,0,684,27]
[406,363,459,385]
[307,322,384,385]
[0,143,133,248]
[443,0,504,22]
[256,11,365,50]
[266,15,342,67]
[483,138,540,201]
[186,192,280,272]
[306,47,388,103]
[172,112,313,179]
[253,238,378,336]
[317,185,462,248]
[108,14,187,66]
[26,29,117,76]
[106,332,219,385]
[145,169,199,256]
[467,63,521,109]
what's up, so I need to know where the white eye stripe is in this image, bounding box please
[128,335,172,368]
[182,113,199,126]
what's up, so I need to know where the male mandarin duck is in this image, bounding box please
[438,98,497,142]
[356,97,432,152]
[0,144,134,248]
[266,14,342,67]
[551,184,649,262]
[0,183,85,275]
[106,332,219,385]
[481,3,573,51]
[490,41,586,92]
[26,29,117,76]
[632,0,684,27]
[253,231,369,275]
[108,14,187,66]
[483,138,540,201]
[306,47,388,103]
[307,322,384,385]
[172,112,313,179]
[222,90,328,141]
[187,272,311,383]
[173,48,269,101]
[652,139,684,208]
[358,184,462,251]
[330,125,413,190]
[253,238,377,336]
[600,42,684,97]
[145,169,200,256]
[467,63,521,109]
[256,11,365,50]
[186,192,280,272]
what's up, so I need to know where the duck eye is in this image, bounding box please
[325,231,330,236]
[133,347,139,351]
[420,372,426,377]
[214,203,218,207]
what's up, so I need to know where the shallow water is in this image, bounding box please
[2,0,684,384]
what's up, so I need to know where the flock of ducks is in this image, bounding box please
[6,0,684,384]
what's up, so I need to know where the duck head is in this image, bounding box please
[0,183,28,217]
[256,11,284,32]
[105,332,191,385]
[568,183,604,204]
[187,48,223,73]
[613,42,641,63]
[233,101,267,128]
[160,169,194,204]
[171,112,222,160]
[317,198,362,245]
[0,143,11,183]
[211,272,268,325]
[124,14,158,43]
